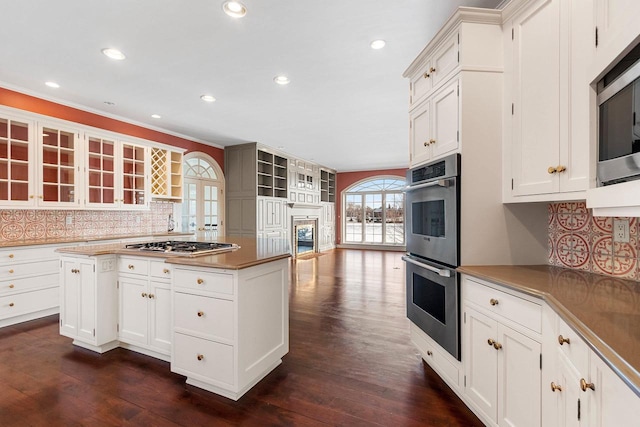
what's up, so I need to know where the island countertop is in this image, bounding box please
[0,231,194,248]
[457,264,640,396]
[56,236,291,270]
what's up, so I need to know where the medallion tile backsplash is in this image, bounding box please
[549,201,639,279]
[0,202,174,241]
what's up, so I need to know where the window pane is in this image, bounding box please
[345,194,362,243]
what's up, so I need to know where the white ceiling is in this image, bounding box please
[0,0,502,172]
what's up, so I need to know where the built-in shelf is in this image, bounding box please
[320,169,336,203]
[257,150,288,198]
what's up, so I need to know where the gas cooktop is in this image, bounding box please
[124,241,238,256]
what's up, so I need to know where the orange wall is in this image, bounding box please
[0,87,225,170]
[335,168,407,244]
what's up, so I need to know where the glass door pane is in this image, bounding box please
[40,127,76,204]
[0,117,31,202]
[365,193,383,243]
[344,194,363,243]
[182,181,197,232]
[203,183,219,236]
[384,192,405,244]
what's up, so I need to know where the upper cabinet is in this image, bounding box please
[0,106,184,210]
[592,0,640,77]
[503,0,594,202]
[404,8,503,168]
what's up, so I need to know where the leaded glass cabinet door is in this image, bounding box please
[38,123,80,207]
[0,114,35,207]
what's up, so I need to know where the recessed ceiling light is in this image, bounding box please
[223,1,247,18]
[151,114,161,119]
[45,81,60,88]
[370,40,386,49]
[101,48,126,60]
[273,75,290,85]
[200,94,216,103]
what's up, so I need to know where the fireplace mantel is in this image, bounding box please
[287,203,322,209]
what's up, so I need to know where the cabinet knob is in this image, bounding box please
[493,342,502,350]
[163,268,170,274]
[426,350,433,356]
[487,338,496,346]
[9,302,14,307]
[128,264,135,270]
[197,354,204,361]
[141,292,148,298]
[8,269,14,274]
[8,254,14,258]
[423,141,428,147]
[9,284,14,289]
[558,335,570,346]
[580,378,595,392]
[556,165,567,173]
[548,166,558,174]
[550,382,562,392]
[429,67,436,73]
[197,311,204,317]
[38,195,43,199]
[29,195,34,199]
[429,139,436,145]
[489,298,499,306]
[196,278,204,285]
[423,72,430,79]
[148,293,155,299]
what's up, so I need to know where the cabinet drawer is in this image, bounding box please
[0,246,59,265]
[556,316,589,375]
[464,278,542,333]
[173,269,234,296]
[118,257,149,276]
[0,273,59,296]
[0,259,59,279]
[150,261,172,280]
[174,292,234,342]
[172,332,234,386]
[0,287,59,319]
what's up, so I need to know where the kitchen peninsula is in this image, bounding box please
[56,237,291,400]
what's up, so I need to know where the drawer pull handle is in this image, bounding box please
[197,354,204,361]
[550,382,562,392]
[489,298,499,306]
[9,302,14,307]
[426,350,433,356]
[197,278,204,285]
[128,265,135,270]
[9,269,14,274]
[141,293,148,298]
[197,311,204,317]
[493,341,502,350]
[148,294,155,299]
[558,335,570,346]
[163,268,170,274]
[580,378,595,392]
[9,284,14,289]
[71,269,80,274]
[8,254,14,258]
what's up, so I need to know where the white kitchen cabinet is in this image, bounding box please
[463,276,542,427]
[171,258,289,400]
[150,147,183,200]
[409,78,459,166]
[0,112,35,207]
[257,196,288,232]
[505,0,593,201]
[0,244,65,327]
[59,254,118,352]
[593,0,640,74]
[118,256,172,358]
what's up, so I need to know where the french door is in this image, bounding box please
[182,178,224,236]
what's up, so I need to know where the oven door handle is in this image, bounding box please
[402,255,453,278]
[404,178,454,192]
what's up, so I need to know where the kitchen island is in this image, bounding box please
[57,236,291,400]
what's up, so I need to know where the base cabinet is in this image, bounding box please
[59,254,118,351]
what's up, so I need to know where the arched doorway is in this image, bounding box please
[182,152,225,236]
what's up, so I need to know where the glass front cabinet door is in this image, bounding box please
[38,123,81,207]
[121,142,149,209]
[85,135,117,208]
[0,114,35,207]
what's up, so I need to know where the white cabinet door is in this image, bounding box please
[431,79,459,159]
[589,354,640,427]
[60,258,81,337]
[511,0,561,196]
[555,352,587,427]
[409,100,432,166]
[594,0,640,54]
[119,275,148,344]
[0,113,35,207]
[497,324,541,427]
[431,32,459,88]
[465,306,499,423]
[149,280,171,352]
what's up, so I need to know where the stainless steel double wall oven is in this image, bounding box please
[403,153,461,360]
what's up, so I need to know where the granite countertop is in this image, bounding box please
[458,265,640,397]
[56,236,291,270]
[0,232,194,248]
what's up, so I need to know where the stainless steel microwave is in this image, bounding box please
[597,44,640,186]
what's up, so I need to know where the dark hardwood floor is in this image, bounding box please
[0,249,482,426]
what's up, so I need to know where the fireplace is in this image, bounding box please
[293,219,317,256]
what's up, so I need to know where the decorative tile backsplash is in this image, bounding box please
[549,201,639,279]
[0,202,174,241]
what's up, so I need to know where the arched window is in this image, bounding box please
[182,153,225,236]
[342,176,405,245]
